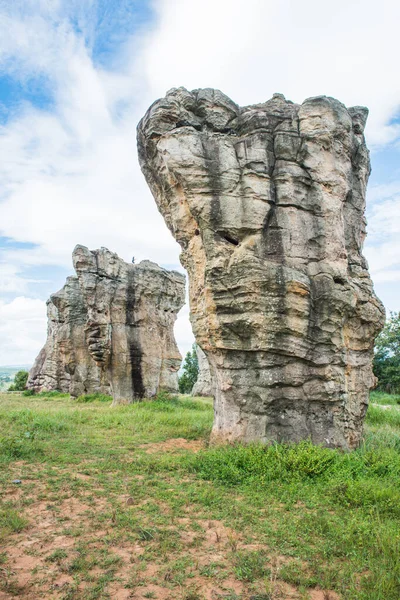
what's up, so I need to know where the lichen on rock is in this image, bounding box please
[138,87,385,449]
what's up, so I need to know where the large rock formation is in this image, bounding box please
[192,345,214,397]
[28,246,186,404]
[72,245,186,404]
[137,87,385,449]
[27,276,109,397]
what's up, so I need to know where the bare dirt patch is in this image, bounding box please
[139,438,205,453]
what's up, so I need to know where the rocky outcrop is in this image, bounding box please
[72,246,186,404]
[27,276,108,397]
[192,345,214,397]
[137,87,385,449]
[28,246,186,404]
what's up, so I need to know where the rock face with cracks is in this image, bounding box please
[72,245,186,404]
[137,87,385,449]
[28,246,186,404]
[192,345,214,397]
[27,276,109,397]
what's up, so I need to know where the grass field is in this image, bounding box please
[0,391,400,600]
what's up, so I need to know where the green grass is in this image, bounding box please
[233,549,270,582]
[75,392,113,403]
[0,505,28,540]
[0,391,400,599]
[366,403,400,427]
[370,391,400,406]
[22,389,70,398]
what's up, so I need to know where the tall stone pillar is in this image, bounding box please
[138,88,384,448]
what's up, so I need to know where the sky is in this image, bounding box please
[0,0,399,366]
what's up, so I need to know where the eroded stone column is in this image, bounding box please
[73,245,185,404]
[192,345,214,397]
[27,276,109,397]
[138,88,385,449]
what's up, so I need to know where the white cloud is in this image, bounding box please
[1,0,400,364]
[174,303,195,362]
[0,261,49,294]
[0,297,46,365]
[141,0,400,147]
[365,181,400,283]
[0,15,180,270]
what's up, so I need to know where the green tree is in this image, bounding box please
[178,344,199,394]
[373,312,400,393]
[8,370,29,392]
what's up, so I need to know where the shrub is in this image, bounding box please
[8,370,29,391]
[22,389,35,396]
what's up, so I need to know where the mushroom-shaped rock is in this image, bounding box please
[137,87,385,449]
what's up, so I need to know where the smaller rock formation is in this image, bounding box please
[28,246,186,404]
[27,276,108,397]
[192,345,214,397]
[72,246,185,404]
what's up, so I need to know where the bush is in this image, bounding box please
[22,389,35,397]
[8,370,29,391]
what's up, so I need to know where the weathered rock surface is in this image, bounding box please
[73,245,186,404]
[27,276,108,397]
[192,345,214,397]
[138,87,385,449]
[28,246,186,404]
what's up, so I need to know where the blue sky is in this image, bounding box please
[0,0,399,365]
